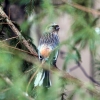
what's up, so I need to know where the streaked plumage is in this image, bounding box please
[34,23,60,87]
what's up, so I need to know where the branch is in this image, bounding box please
[69,62,100,86]
[1,43,100,98]
[1,44,100,98]
[68,2,100,16]
[51,68,100,98]
[0,7,38,57]
[53,0,100,16]
[76,61,100,86]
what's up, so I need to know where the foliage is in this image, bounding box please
[0,0,100,100]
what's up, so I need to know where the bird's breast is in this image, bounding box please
[39,45,52,58]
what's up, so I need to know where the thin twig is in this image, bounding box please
[76,61,100,86]
[26,68,40,92]
[69,61,100,86]
[69,66,79,72]
[26,60,45,92]
[24,68,34,73]
[0,36,18,42]
[15,41,20,47]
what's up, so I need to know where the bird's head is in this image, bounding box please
[47,23,60,33]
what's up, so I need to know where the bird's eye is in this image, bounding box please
[55,26,60,30]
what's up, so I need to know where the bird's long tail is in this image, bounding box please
[34,69,51,87]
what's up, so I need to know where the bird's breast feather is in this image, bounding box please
[38,45,52,58]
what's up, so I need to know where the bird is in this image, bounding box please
[34,23,60,88]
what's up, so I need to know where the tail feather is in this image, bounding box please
[43,70,51,87]
[34,69,51,87]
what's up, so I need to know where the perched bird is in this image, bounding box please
[34,23,60,87]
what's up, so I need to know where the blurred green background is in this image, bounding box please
[0,0,100,100]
